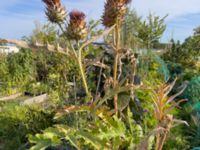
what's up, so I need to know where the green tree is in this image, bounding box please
[164,26,200,67]
[122,11,167,49]
[137,13,167,48]
[182,26,200,54]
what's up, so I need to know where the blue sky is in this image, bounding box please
[1,0,200,42]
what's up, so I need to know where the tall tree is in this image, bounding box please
[122,11,167,49]
[137,13,167,48]
[183,26,200,52]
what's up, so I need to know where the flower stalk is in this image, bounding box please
[113,21,121,112]
[78,47,90,97]
[42,1,90,98]
[102,0,132,113]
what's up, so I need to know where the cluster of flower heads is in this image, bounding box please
[42,0,87,40]
[42,0,132,40]
[102,0,132,27]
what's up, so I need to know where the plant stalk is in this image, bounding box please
[58,23,89,99]
[78,48,90,97]
[113,21,121,113]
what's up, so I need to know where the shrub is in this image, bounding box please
[0,102,54,150]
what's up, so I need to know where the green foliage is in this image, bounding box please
[0,48,34,95]
[170,76,200,149]
[88,20,103,37]
[122,11,167,49]
[182,66,200,81]
[135,89,156,128]
[7,48,34,83]
[163,27,200,68]
[25,21,57,45]
[138,49,170,82]
[163,40,183,63]
[166,61,184,79]
[137,13,167,48]
[163,126,190,150]
[26,82,48,96]
[49,90,61,106]
[0,47,73,96]
[0,53,8,80]
[177,104,200,149]
[34,50,77,98]
[182,26,200,55]
[0,45,78,97]
[179,77,200,148]
[0,102,54,150]
[29,109,143,149]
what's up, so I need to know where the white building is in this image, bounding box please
[0,45,19,54]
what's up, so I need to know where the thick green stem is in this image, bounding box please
[58,23,89,98]
[78,48,90,97]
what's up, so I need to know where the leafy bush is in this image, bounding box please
[0,103,54,150]
[29,109,143,150]
[174,76,200,149]
[183,67,200,81]
[0,48,34,95]
[25,82,49,96]
[166,61,184,79]
[7,48,34,85]
[138,50,170,82]
[34,50,77,99]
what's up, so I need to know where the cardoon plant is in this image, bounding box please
[42,0,90,97]
[102,0,132,112]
